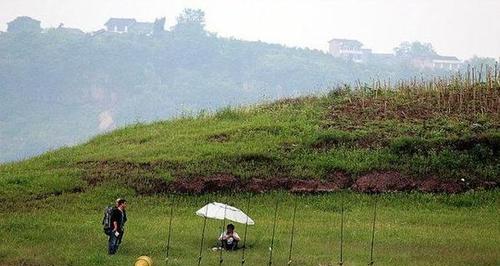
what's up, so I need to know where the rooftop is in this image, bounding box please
[104,18,137,27]
[433,55,460,61]
[329,38,363,46]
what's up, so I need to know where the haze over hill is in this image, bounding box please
[1,0,500,59]
[0,8,497,163]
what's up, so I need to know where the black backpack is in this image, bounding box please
[102,206,114,232]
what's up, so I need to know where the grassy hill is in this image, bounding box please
[0,75,499,265]
[1,75,499,203]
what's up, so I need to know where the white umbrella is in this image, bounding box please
[195,202,255,225]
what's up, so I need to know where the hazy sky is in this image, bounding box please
[1,0,499,59]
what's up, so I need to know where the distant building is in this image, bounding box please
[328,38,371,63]
[104,17,165,35]
[430,55,462,70]
[411,55,462,70]
[329,37,462,69]
[104,18,137,33]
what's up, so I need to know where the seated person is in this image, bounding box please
[218,224,240,250]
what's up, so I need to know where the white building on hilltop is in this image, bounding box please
[328,38,372,63]
[104,18,136,33]
[430,55,462,70]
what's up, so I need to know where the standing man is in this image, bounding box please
[108,198,127,255]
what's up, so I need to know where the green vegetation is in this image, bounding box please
[1,10,457,162]
[1,74,499,202]
[0,190,498,266]
[0,75,499,265]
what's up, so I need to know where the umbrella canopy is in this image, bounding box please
[195,202,255,225]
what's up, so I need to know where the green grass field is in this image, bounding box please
[0,76,499,265]
[0,188,498,265]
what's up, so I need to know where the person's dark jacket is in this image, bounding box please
[110,208,127,233]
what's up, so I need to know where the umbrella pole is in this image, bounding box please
[287,195,298,265]
[165,195,175,266]
[268,198,279,266]
[219,204,228,265]
[240,193,252,265]
[338,193,344,266]
[368,196,378,266]
[198,200,210,266]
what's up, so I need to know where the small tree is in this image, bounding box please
[7,16,41,34]
[394,41,437,58]
[172,8,206,35]
[464,56,497,68]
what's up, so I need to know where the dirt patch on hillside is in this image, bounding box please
[168,171,497,194]
[352,171,415,193]
[77,161,496,195]
[167,172,491,194]
[167,175,340,194]
[326,171,353,189]
[350,171,483,194]
[417,177,465,194]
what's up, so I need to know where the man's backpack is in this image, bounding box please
[102,206,114,232]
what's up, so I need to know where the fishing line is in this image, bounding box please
[241,193,252,265]
[268,197,279,266]
[197,199,210,266]
[219,203,228,265]
[287,194,298,265]
[339,193,344,266]
[165,195,175,266]
[368,195,378,266]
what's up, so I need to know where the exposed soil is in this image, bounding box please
[169,174,241,194]
[326,171,353,189]
[166,171,494,194]
[168,175,339,194]
[352,171,415,193]
[417,177,465,194]
[78,161,497,195]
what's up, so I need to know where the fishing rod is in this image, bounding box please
[197,199,210,266]
[287,195,298,265]
[368,195,378,266]
[165,195,175,266]
[268,197,279,266]
[219,204,228,265]
[241,193,252,265]
[338,194,344,266]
